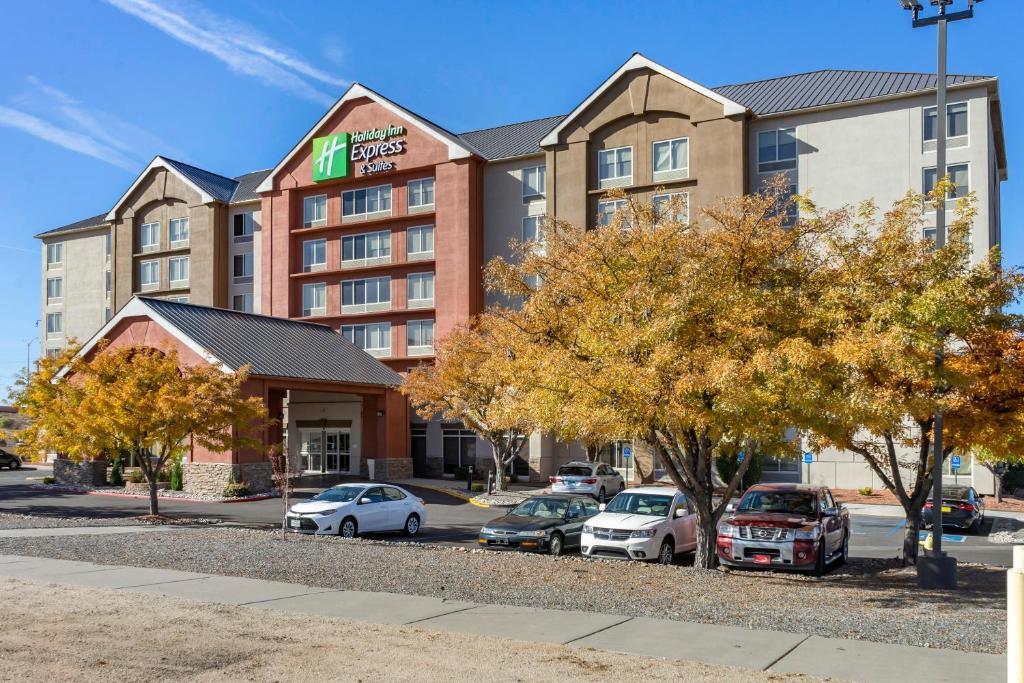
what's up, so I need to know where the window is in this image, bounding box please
[140,259,159,290]
[233,212,254,242]
[408,178,435,210]
[757,128,797,173]
[522,215,544,243]
[303,194,327,227]
[384,486,407,501]
[140,222,160,252]
[407,272,434,308]
[302,282,326,317]
[169,217,189,247]
[923,227,938,242]
[232,293,254,313]
[522,165,546,200]
[652,192,689,224]
[168,256,189,287]
[597,199,629,227]
[598,146,632,186]
[104,270,111,296]
[341,276,391,313]
[923,163,970,208]
[652,137,689,180]
[104,307,111,322]
[45,277,62,304]
[164,295,189,304]
[765,184,798,227]
[442,427,477,475]
[233,253,253,283]
[45,312,63,338]
[342,230,391,267]
[924,102,969,142]
[302,239,327,272]
[407,225,434,260]
[46,242,64,269]
[343,184,391,219]
[407,319,434,356]
[45,347,61,359]
[104,232,112,262]
[341,322,391,357]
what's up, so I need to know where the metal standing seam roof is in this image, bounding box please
[35,212,110,239]
[138,297,403,387]
[160,157,239,203]
[229,168,272,203]
[458,115,566,160]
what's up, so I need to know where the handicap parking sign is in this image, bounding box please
[951,455,962,471]
[623,445,632,460]
[737,451,745,463]
[803,452,813,465]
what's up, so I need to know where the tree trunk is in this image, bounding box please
[148,475,159,516]
[902,507,922,565]
[694,514,718,569]
[995,473,1003,503]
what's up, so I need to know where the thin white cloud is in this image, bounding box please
[102,0,344,106]
[0,105,137,171]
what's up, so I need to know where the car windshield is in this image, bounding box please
[557,466,591,477]
[603,493,673,517]
[312,486,364,503]
[738,491,816,516]
[509,498,568,518]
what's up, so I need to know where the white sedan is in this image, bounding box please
[286,483,426,538]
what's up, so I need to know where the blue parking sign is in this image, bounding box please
[951,455,961,471]
[737,451,745,463]
[623,445,632,460]
[803,452,814,465]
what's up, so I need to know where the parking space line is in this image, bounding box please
[883,519,906,539]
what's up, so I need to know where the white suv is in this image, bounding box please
[549,461,625,502]
[581,487,697,564]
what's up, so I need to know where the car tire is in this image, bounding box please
[598,487,607,504]
[13,460,21,470]
[657,538,675,565]
[403,513,420,537]
[549,532,564,557]
[968,516,981,534]
[339,517,358,538]
[834,532,849,567]
[812,542,826,577]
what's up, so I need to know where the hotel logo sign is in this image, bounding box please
[313,133,350,182]
[312,124,407,182]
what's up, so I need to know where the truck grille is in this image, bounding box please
[591,528,632,542]
[739,527,791,541]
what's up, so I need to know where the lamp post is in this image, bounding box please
[899,0,982,590]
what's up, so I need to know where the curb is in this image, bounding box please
[414,484,490,508]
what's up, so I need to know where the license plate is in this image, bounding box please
[752,554,772,565]
[567,481,578,487]
[495,538,508,545]
[289,519,300,528]
[941,506,952,513]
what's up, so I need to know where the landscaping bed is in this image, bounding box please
[833,487,1024,513]
[29,482,273,504]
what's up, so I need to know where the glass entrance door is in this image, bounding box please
[300,430,323,473]
[304,429,351,473]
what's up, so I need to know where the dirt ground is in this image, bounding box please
[0,577,833,683]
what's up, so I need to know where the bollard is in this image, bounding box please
[1010,545,1024,683]
[487,471,494,495]
[467,465,474,492]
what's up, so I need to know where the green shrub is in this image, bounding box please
[42,476,55,485]
[223,482,250,498]
[170,461,183,491]
[128,469,146,484]
[1004,464,1024,493]
[714,447,765,491]
[470,482,485,493]
[109,459,124,487]
[156,466,170,483]
[858,486,874,496]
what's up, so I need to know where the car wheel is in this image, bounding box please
[598,487,606,504]
[834,532,849,567]
[657,538,675,565]
[811,542,826,577]
[968,516,981,534]
[549,532,564,557]
[403,513,420,537]
[13,459,21,470]
[339,517,358,538]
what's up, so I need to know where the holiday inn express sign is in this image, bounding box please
[313,124,407,182]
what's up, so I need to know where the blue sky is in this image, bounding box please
[0,0,1021,395]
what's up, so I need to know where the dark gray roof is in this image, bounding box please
[161,157,239,203]
[35,212,109,239]
[230,169,272,203]
[713,70,994,116]
[458,115,565,160]
[138,297,402,386]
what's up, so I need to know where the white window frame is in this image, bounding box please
[597,199,629,227]
[233,252,254,284]
[341,322,392,358]
[341,276,391,313]
[407,272,435,309]
[406,225,434,261]
[169,217,189,248]
[923,101,970,147]
[45,312,63,338]
[652,192,690,225]
[598,146,632,188]
[168,256,189,288]
[407,178,435,212]
[46,242,64,270]
[342,184,392,221]
[522,165,547,201]
[303,238,327,272]
[104,232,112,263]
[522,215,546,256]
[757,127,798,174]
[923,162,971,213]
[232,293,254,313]
[45,276,63,304]
[341,230,391,268]
[233,211,255,242]
[303,194,328,228]
[104,269,112,297]
[407,319,435,357]
[140,221,160,253]
[302,282,326,317]
[652,137,689,182]
[164,295,189,304]
[139,259,160,291]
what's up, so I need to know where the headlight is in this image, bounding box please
[717,523,737,538]
[630,528,657,538]
[316,509,338,516]
[480,527,496,535]
[794,525,821,540]
[582,524,593,533]
[520,529,548,537]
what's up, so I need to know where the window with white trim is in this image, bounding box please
[104,232,112,262]
[302,239,327,272]
[233,252,253,283]
[407,272,434,308]
[408,178,435,210]
[46,242,63,269]
[522,165,546,200]
[46,312,63,338]
[302,282,326,317]
[407,225,434,260]
[303,194,327,227]
[652,192,689,225]
[765,185,798,228]
[232,293,253,313]
[341,276,391,313]
[923,163,970,208]
[140,222,160,252]
[104,270,111,296]
[168,256,189,288]
[757,128,797,173]
[164,295,189,304]
[924,102,969,142]
[46,277,63,304]
[233,212,254,242]
[341,322,391,358]
[342,230,391,267]
[597,199,629,227]
[343,184,391,219]
[169,217,189,247]
[522,215,544,243]
[652,137,689,180]
[407,319,435,356]
[598,146,632,186]
[140,259,159,290]
[45,347,61,359]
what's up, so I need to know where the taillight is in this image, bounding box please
[924,502,933,508]
[549,476,560,483]
[583,478,597,484]
[958,503,974,511]
[418,498,426,506]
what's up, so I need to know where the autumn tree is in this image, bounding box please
[14,344,268,515]
[485,186,823,568]
[402,318,535,491]
[804,184,1024,563]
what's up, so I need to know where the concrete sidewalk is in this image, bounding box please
[0,553,1003,683]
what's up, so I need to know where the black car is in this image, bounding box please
[0,448,22,470]
[478,494,600,556]
[922,485,985,532]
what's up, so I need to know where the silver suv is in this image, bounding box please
[549,461,624,503]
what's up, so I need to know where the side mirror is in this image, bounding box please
[674,508,687,518]
[598,503,606,512]
[359,497,372,505]
[823,507,839,517]
[725,503,735,513]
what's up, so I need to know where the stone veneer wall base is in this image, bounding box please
[366,457,413,481]
[183,462,274,496]
[54,458,107,487]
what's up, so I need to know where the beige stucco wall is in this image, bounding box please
[228,201,262,312]
[39,227,109,354]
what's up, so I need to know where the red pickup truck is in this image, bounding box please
[716,483,850,576]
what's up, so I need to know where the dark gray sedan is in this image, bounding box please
[478,494,600,556]
[0,449,22,470]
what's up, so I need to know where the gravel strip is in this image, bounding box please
[0,512,221,529]
[0,525,1005,655]
[31,483,272,503]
